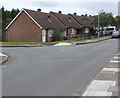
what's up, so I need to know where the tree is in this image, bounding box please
[92,12,115,27]
[114,16,120,29]
[1,7,19,30]
[1,7,20,41]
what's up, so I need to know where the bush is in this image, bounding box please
[52,29,64,41]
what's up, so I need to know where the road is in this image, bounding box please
[2,39,118,96]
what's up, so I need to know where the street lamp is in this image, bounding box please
[98,10,103,37]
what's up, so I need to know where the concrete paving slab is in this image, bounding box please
[82,91,112,96]
[111,92,118,96]
[95,73,117,80]
[102,68,119,72]
[87,85,109,91]
[110,60,120,63]
[105,64,118,68]
[108,86,118,92]
[91,80,116,87]
[113,57,120,59]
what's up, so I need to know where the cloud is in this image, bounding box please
[0,0,119,16]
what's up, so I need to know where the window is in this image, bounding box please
[48,30,53,37]
[85,28,89,33]
[70,28,74,34]
[63,31,67,36]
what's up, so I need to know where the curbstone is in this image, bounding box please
[0,54,9,65]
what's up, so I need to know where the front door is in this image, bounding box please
[42,30,46,42]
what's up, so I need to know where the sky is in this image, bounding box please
[0,0,119,16]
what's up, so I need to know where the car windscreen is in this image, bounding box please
[106,28,114,30]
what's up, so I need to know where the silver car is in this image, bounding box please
[112,31,120,38]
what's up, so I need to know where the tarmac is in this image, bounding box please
[1,35,119,96]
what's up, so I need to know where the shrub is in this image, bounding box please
[52,29,64,41]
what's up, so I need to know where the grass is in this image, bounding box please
[0,42,44,45]
[0,35,108,45]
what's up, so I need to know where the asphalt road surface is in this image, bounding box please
[2,39,118,96]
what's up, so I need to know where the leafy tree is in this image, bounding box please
[0,6,19,41]
[114,16,120,29]
[1,6,19,30]
[92,12,115,27]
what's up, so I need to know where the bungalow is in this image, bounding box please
[5,8,94,42]
[69,13,94,37]
[50,11,82,39]
[5,9,66,42]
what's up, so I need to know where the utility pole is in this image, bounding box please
[98,10,103,37]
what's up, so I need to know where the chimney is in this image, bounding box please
[37,9,41,11]
[58,11,62,14]
[89,15,91,17]
[74,12,77,15]
[85,14,87,16]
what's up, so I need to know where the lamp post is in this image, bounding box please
[98,10,103,37]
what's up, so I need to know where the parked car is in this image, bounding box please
[103,26,116,35]
[112,31,120,38]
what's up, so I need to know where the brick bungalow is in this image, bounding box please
[5,8,94,42]
[50,11,82,39]
[69,13,94,37]
[5,9,66,42]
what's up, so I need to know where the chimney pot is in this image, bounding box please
[58,11,62,14]
[85,14,87,16]
[37,9,41,11]
[89,15,91,17]
[74,12,77,15]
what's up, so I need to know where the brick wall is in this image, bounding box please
[46,30,52,42]
[67,28,77,39]
[6,11,42,42]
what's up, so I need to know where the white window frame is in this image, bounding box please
[85,28,89,34]
[48,29,53,37]
[70,28,74,34]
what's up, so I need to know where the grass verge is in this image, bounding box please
[0,35,108,45]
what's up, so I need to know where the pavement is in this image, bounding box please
[2,39,118,96]
[0,53,8,65]
[0,36,111,47]
[72,36,111,45]
[81,52,119,96]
